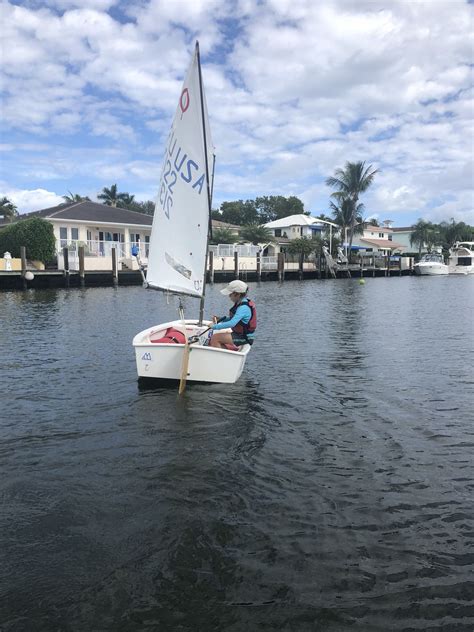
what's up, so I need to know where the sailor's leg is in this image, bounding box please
[209,332,234,348]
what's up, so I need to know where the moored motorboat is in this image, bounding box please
[448,242,474,275]
[413,252,449,276]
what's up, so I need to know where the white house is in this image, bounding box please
[16,201,154,270]
[264,214,338,255]
[352,223,404,254]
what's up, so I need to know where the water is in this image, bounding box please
[1,277,473,631]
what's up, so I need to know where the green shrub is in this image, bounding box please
[0,217,56,262]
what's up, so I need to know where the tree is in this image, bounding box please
[326,161,378,252]
[0,217,56,262]
[329,199,365,244]
[219,200,258,225]
[254,195,305,223]
[63,191,91,203]
[97,184,130,208]
[117,193,135,209]
[239,224,274,245]
[209,228,239,245]
[287,236,317,258]
[410,219,435,256]
[438,219,473,249]
[0,197,18,222]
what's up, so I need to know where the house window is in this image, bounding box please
[130,233,140,244]
[300,227,304,236]
[379,232,384,238]
[274,229,282,237]
[388,234,393,241]
[86,230,92,242]
[60,227,68,247]
[145,235,150,256]
[71,227,79,241]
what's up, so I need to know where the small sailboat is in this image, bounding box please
[132,42,252,387]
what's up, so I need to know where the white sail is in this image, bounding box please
[147,44,214,297]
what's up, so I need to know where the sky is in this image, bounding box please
[1,0,473,226]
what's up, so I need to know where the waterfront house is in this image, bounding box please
[352,223,404,254]
[264,214,338,255]
[14,201,153,270]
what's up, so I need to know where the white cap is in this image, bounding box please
[220,279,248,295]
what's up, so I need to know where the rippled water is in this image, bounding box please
[1,276,473,631]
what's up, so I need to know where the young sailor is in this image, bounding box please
[209,280,256,349]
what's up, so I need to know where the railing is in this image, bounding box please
[57,240,149,260]
[208,244,261,258]
[261,256,277,270]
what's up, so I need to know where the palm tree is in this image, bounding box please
[97,184,130,207]
[63,191,91,203]
[329,198,365,247]
[117,193,136,209]
[326,161,378,252]
[0,197,18,222]
[209,228,239,245]
[287,236,318,258]
[239,224,274,245]
[410,219,435,256]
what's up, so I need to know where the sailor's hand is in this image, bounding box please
[212,315,218,323]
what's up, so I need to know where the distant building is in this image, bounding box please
[352,224,404,254]
[264,214,338,255]
[391,227,418,253]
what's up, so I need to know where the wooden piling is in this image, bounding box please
[78,246,85,287]
[63,247,70,288]
[234,252,239,278]
[112,247,118,286]
[360,255,364,278]
[20,246,27,290]
[277,252,285,282]
[208,250,214,283]
[256,252,261,281]
[298,253,304,280]
[372,254,376,277]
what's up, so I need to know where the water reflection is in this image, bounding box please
[1,279,473,631]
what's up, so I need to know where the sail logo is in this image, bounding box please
[180,89,190,115]
[141,352,152,361]
[159,130,206,219]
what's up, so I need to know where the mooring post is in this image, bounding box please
[372,254,376,277]
[256,252,261,281]
[20,246,27,290]
[63,247,70,288]
[299,252,304,280]
[360,255,364,278]
[112,247,118,286]
[78,245,85,287]
[208,250,214,284]
[234,252,239,278]
[385,254,389,277]
[277,252,285,282]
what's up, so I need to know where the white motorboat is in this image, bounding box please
[413,252,449,276]
[132,43,252,387]
[448,242,474,275]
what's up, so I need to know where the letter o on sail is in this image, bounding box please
[180,89,190,114]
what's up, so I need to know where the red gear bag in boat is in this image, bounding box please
[150,327,186,344]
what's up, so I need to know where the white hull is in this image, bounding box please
[448,264,474,275]
[133,319,251,383]
[413,263,449,276]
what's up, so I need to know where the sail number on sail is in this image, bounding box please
[159,130,206,219]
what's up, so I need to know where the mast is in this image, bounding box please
[196,40,213,325]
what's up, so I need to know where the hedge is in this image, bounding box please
[0,217,56,263]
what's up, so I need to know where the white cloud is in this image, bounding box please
[1,0,472,226]
[3,187,65,213]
